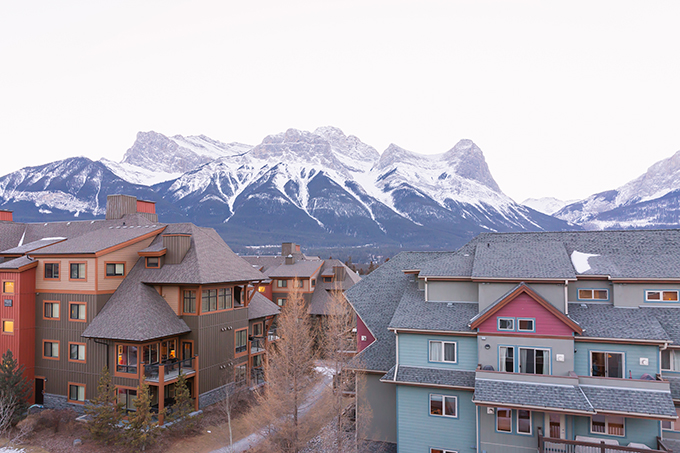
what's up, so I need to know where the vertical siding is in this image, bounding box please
[163,235,191,264]
[573,341,658,379]
[396,385,476,453]
[398,334,477,370]
[573,414,659,448]
[97,238,153,292]
[105,195,137,220]
[477,293,574,336]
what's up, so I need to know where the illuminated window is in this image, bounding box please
[2,320,13,334]
[258,286,266,293]
[117,345,138,374]
[2,281,14,294]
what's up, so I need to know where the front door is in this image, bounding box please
[34,378,44,405]
[545,413,566,439]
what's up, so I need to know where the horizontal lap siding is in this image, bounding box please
[399,333,477,370]
[479,408,542,453]
[573,414,659,448]
[573,342,658,379]
[357,373,397,443]
[97,238,154,292]
[478,293,573,336]
[37,258,96,292]
[396,385,476,453]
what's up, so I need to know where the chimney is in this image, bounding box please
[333,265,346,281]
[0,210,13,222]
[163,234,192,264]
[285,254,295,265]
[106,194,158,222]
[281,242,296,256]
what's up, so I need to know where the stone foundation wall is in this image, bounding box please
[198,382,236,409]
[43,393,86,414]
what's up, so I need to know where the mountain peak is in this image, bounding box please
[443,139,501,192]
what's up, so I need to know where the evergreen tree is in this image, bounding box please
[0,349,31,424]
[167,371,196,432]
[124,381,161,451]
[85,366,123,441]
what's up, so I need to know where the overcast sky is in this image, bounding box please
[1,1,679,203]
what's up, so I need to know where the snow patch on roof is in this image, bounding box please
[571,250,599,274]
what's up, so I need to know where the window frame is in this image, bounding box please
[590,350,625,378]
[645,290,679,303]
[578,288,610,301]
[662,408,680,431]
[43,300,60,320]
[183,290,197,314]
[277,298,286,306]
[117,386,138,413]
[1,280,15,295]
[497,317,515,331]
[69,302,87,322]
[499,345,515,373]
[518,347,551,375]
[42,340,60,360]
[590,414,625,437]
[496,407,512,433]
[68,342,86,363]
[277,279,287,288]
[1,319,14,335]
[105,262,125,278]
[430,449,457,453]
[429,394,457,418]
[661,348,680,371]
[116,344,139,376]
[517,318,535,332]
[44,262,61,280]
[145,256,160,268]
[252,322,263,337]
[517,409,532,435]
[68,382,86,404]
[68,261,87,281]
[428,340,457,364]
[235,328,248,357]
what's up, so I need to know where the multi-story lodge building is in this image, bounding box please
[347,230,680,453]
[0,195,277,421]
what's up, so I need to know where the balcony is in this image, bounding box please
[250,337,265,355]
[538,428,672,452]
[144,356,197,384]
[251,367,264,387]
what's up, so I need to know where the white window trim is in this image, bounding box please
[518,347,551,375]
[578,288,609,301]
[429,340,457,363]
[590,415,625,437]
[498,317,515,331]
[429,394,457,418]
[517,409,532,435]
[646,290,679,302]
[662,349,679,371]
[496,407,512,433]
[517,318,535,332]
[590,350,625,378]
[430,449,458,453]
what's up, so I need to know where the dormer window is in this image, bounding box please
[146,257,159,268]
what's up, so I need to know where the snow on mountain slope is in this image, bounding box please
[100,159,183,185]
[522,197,576,215]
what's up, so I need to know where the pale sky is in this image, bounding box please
[1,1,679,203]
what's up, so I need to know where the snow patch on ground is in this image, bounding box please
[571,250,599,273]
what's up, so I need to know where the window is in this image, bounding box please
[105,263,124,277]
[323,276,332,283]
[431,449,457,453]
[2,320,13,334]
[235,329,248,355]
[296,280,304,288]
[202,289,217,312]
[646,290,679,302]
[146,257,159,268]
[253,322,263,337]
[235,364,247,384]
[429,394,457,417]
[311,279,316,287]
[257,286,266,293]
[498,317,514,331]
[118,388,137,412]
[43,341,59,359]
[218,288,232,310]
[117,345,138,374]
[662,349,680,371]
[2,281,14,294]
[69,302,86,321]
[517,410,532,434]
[183,290,196,314]
[68,383,85,403]
[70,263,86,279]
[496,408,512,432]
[499,346,514,372]
[277,279,287,288]
[277,298,286,306]
[519,348,549,375]
[43,301,60,319]
[44,262,60,279]
[160,339,176,361]
[518,318,535,332]
[253,354,263,368]
[591,351,623,378]
[69,343,86,362]
[429,340,456,363]
[591,414,625,437]
[578,289,609,301]
[662,408,680,431]
[143,343,159,365]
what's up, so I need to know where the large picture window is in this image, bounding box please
[591,351,623,378]
[429,394,457,417]
[429,340,456,363]
[117,345,138,374]
[646,290,679,302]
[519,347,549,375]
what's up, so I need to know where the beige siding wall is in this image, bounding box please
[160,286,181,314]
[97,237,154,292]
[36,258,96,292]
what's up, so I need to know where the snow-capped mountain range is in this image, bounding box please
[0,127,573,253]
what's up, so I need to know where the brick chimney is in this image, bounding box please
[0,210,13,222]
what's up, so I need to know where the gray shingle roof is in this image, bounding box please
[472,241,576,280]
[138,224,265,285]
[248,292,280,320]
[1,237,65,255]
[580,385,677,418]
[31,224,165,255]
[569,304,670,341]
[82,260,190,342]
[267,260,324,278]
[388,279,477,332]
[667,377,680,400]
[241,256,285,275]
[345,252,448,372]
[381,366,475,389]
[474,379,594,413]
[0,255,36,269]
[642,308,680,344]
[0,223,26,253]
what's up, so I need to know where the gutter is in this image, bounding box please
[394,331,399,381]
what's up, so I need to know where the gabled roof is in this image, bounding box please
[569,303,670,342]
[0,255,38,271]
[82,260,190,342]
[138,224,265,285]
[381,366,475,389]
[580,385,677,419]
[248,292,280,320]
[469,283,582,334]
[0,237,66,255]
[472,241,576,280]
[30,224,165,255]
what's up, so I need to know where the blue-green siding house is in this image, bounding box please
[346,230,680,453]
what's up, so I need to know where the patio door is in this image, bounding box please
[182,342,192,360]
[545,413,566,439]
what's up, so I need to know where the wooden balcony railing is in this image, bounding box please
[538,427,672,453]
[144,356,197,383]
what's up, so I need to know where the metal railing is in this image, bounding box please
[144,356,196,382]
[538,427,672,453]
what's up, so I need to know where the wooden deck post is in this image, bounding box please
[194,356,199,412]
[158,364,165,425]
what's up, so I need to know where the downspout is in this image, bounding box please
[424,277,428,302]
[564,280,569,315]
[394,330,399,381]
[93,339,109,369]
